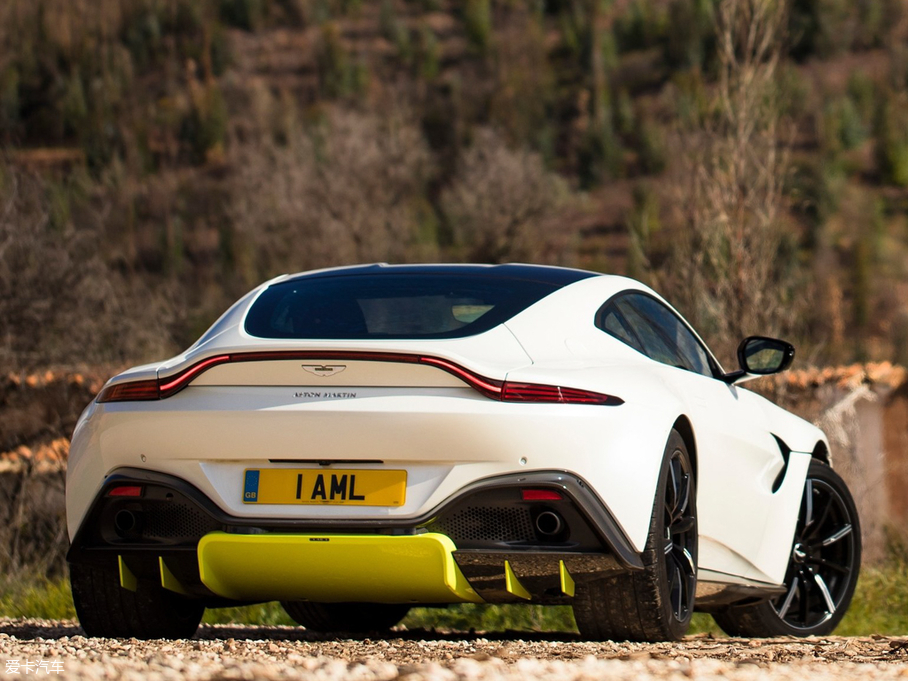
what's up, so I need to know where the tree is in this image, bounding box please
[668,0,804,362]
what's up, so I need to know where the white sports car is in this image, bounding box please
[66,264,860,641]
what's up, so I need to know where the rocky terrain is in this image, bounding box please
[3,619,908,680]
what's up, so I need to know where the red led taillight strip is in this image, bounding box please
[502,382,623,406]
[158,354,231,397]
[97,351,622,406]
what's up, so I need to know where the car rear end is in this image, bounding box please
[66,265,644,633]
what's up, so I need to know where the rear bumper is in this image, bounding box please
[68,468,642,605]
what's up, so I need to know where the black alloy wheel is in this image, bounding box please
[573,429,697,642]
[663,447,697,625]
[713,461,861,637]
[770,469,859,631]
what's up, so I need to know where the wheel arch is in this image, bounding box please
[812,440,830,464]
[672,415,698,482]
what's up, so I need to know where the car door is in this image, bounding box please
[597,293,790,583]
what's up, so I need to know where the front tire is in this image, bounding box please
[281,601,410,633]
[70,560,204,639]
[713,461,861,637]
[573,429,698,642]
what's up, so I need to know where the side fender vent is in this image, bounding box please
[771,434,792,493]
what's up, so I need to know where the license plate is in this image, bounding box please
[242,468,407,506]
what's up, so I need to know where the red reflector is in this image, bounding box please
[522,489,563,501]
[108,485,143,497]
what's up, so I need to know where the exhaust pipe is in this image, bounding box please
[114,509,139,537]
[535,510,564,537]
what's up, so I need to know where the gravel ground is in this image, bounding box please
[3,619,908,680]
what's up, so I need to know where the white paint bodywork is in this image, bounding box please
[67,266,829,589]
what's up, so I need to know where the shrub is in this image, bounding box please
[578,114,622,188]
[626,183,661,280]
[614,87,636,136]
[0,66,19,133]
[415,23,441,81]
[380,0,412,62]
[776,63,812,119]
[220,0,264,31]
[229,110,434,277]
[0,164,178,372]
[489,13,555,155]
[874,90,908,187]
[316,22,368,98]
[665,0,715,70]
[847,71,877,127]
[789,0,854,59]
[636,116,667,174]
[822,96,866,154]
[788,157,843,232]
[441,129,573,263]
[464,0,493,53]
[182,83,229,164]
[614,0,667,53]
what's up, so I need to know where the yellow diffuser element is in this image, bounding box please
[159,557,191,596]
[197,532,483,604]
[118,556,137,592]
[504,561,532,600]
[559,560,575,597]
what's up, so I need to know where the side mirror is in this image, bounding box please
[722,336,795,384]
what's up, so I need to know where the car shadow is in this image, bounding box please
[0,618,580,643]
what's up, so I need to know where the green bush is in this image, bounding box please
[181,83,229,164]
[875,90,908,187]
[788,158,844,232]
[626,183,660,280]
[220,0,264,30]
[0,66,19,131]
[614,0,668,53]
[381,0,412,61]
[614,87,636,136]
[578,116,621,188]
[789,0,854,59]
[636,117,667,175]
[464,0,492,53]
[415,24,441,81]
[316,22,368,98]
[847,71,877,127]
[822,96,866,154]
[665,0,715,70]
[668,69,707,129]
[776,63,812,119]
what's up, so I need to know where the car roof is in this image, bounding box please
[280,263,602,287]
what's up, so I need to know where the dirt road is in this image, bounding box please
[3,619,908,680]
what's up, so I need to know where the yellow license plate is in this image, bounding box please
[242,468,407,506]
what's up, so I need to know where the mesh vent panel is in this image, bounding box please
[433,506,535,543]
[142,504,220,540]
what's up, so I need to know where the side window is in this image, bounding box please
[598,305,644,353]
[597,293,715,377]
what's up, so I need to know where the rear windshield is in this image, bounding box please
[244,273,568,339]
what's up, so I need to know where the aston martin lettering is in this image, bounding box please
[293,391,357,399]
[242,468,407,506]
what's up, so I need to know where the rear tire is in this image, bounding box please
[70,561,204,639]
[713,461,861,637]
[281,601,410,633]
[573,429,697,642]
